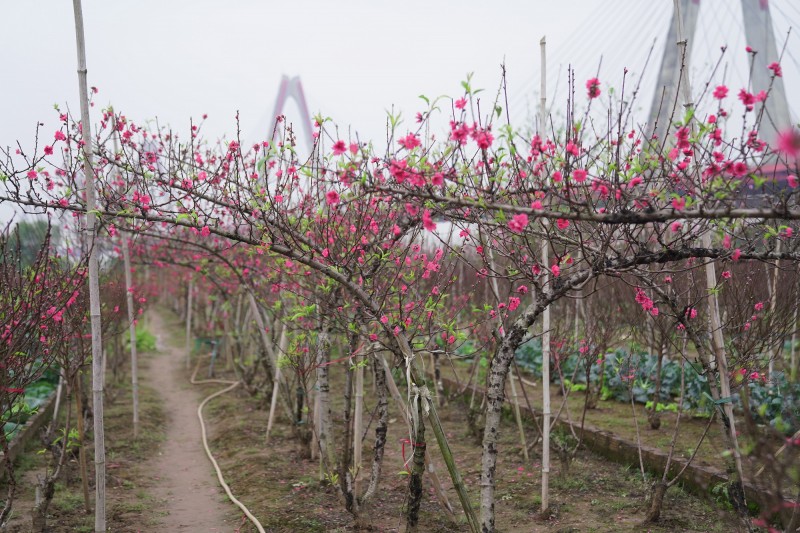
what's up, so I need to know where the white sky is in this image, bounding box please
[1,0,799,223]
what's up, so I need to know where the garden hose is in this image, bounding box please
[191,358,266,533]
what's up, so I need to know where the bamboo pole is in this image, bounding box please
[185,277,194,369]
[265,325,287,444]
[673,0,747,515]
[246,292,294,431]
[111,116,139,438]
[312,380,320,463]
[508,367,529,462]
[70,1,105,528]
[792,276,798,383]
[768,241,780,384]
[120,226,139,439]
[353,347,364,493]
[539,35,552,515]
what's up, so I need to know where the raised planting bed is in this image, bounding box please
[439,374,797,524]
[1,385,61,467]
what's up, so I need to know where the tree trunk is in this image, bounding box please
[378,353,457,523]
[31,479,57,533]
[644,481,668,523]
[0,433,15,526]
[361,349,389,505]
[405,399,426,532]
[339,332,358,517]
[481,335,521,531]
[648,341,664,430]
[315,317,336,472]
[31,384,73,532]
[74,376,92,513]
[353,341,365,495]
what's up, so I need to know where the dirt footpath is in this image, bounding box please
[147,313,232,531]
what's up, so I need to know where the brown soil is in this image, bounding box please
[185,336,744,532]
[3,311,746,532]
[196,384,743,532]
[4,338,167,531]
[147,312,232,531]
[3,310,236,531]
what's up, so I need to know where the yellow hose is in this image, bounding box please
[191,358,266,533]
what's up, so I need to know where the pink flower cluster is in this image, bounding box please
[508,213,529,233]
[586,78,601,99]
[634,287,659,316]
[448,121,494,149]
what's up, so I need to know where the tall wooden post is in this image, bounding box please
[70,1,105,529]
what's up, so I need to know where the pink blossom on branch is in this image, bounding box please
[422,209,436,232]
[472,127,494,149]
[738,89,755,111]
[572,168,588,183]
[332,140,347,155]
[326,190,340,205]
[508,213,529,233]
[398,134,421,150]
[713,85,728,99]
[768,61,782,77]
[776,128,800,158]
[628,176,643,188]
[723,234,732,249]
[586,77,601,99]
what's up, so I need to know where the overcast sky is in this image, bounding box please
[1,0,798,222]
